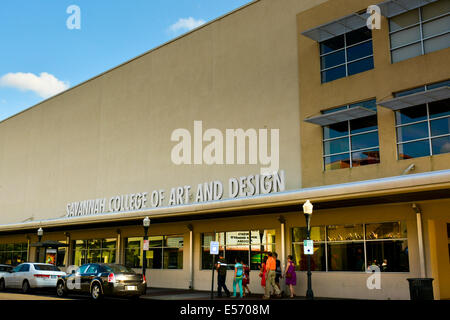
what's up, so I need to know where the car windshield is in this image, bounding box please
[102,265,135,274]
[33,264,61,271]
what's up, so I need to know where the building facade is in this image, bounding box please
[0,0,449,300]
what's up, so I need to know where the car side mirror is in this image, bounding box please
[72,270,76,274]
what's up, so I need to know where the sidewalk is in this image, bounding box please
[142,287,339,300]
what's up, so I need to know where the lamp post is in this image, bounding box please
[303,200,314,300]
[36,228,44,263]
[142,217,150,279]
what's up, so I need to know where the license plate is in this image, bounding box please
[125,286,137,291]
[51,275,57,279]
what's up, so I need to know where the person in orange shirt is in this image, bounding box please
[263,252,281,299]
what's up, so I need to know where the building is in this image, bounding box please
[0,0,449,300]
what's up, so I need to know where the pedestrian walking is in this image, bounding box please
[215,255,230,297]
[263,252,281,299]
[232,257,244,298]
[284,255,297,298]
[274,252,282,293]
[259,255,268,290]
[242,261,251,297]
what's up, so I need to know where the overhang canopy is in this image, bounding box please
[304,106,376,126]
[378,86,450,111]
[0,169,449,235]
[377,0,438,18]
[301,12,370,42]
[30,240,69,248]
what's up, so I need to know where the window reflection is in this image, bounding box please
[72,238,117,266]
[201,230,276,271]
[320,27,374,83]
[291,222,409,272]
[124,235,183,269]
[323,100,380,170]
[389,1,450,63]
[395,94,449,159]
[0,243,28,266]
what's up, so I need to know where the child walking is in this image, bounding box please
[232,257,244,298]
[242,261,251,297]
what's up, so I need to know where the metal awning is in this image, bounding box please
[378,86,450,111]
[301,12,370,42]
[304,106,376,126]
[377,0,438,18]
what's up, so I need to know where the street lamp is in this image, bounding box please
[36,228,44,263]
[302,200,314,300]
[142,217,150,279]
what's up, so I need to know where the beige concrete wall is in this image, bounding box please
[0,0,330,225]
[420,200,450,300]
[297,0,450,188]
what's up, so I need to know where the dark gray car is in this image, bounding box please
[56,263,146,300]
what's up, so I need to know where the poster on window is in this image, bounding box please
[45,249,57,265]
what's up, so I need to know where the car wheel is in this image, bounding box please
[90,283,103,300]
[56,281,67,297]
[0,279,5,291]
[22,280,30,294]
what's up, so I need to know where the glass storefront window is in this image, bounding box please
[365,221,407,240]
[124,237,142,268]
[72,238,117,266]
[201,230,276,271]
[327,224,364,241]
[291,222,410,272]
[0,243,28,266]
[292,227,326,271]
[328,242,365,271]
[124,235,184,270]
[366,240,409,272]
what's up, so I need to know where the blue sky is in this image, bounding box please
[0,0,253,121]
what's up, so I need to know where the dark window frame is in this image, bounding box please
[322,99,380,170]
[320,27,374,83]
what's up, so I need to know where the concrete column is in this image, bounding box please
[116,229,121,264]
[279,216,286,294]
[65,233,71,267]
[188,224,194,289]
[26,237,31,262]
[412,203,426,278]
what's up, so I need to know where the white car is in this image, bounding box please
[0,263,66,293]
[0,264,13,278]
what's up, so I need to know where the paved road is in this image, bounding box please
[0,291,73,300]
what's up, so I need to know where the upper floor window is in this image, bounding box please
[323,99,380,170]
[395,81,450,159]
[389,0,450,63]
[320,27,374,83]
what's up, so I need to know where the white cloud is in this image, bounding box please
[0,72,69,99]
[169,17,206,33]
